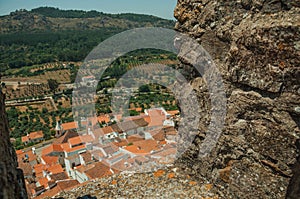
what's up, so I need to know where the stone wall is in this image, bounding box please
[174,0,300,198]
[0,89,27,199]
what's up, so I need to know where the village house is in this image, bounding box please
[144,108,167,131]
[61,121,78,132]
[16,106,179,198]
[111,118,149,137]
[21,131,44,145]
[41,144,65,166]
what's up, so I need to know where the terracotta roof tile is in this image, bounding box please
[135,107,143,112]
[133,156,148,164]
[102,143,119,155]
[101,126,114,135]
[79,151,92,163]
[167,110,180,116]
[60,142,70,151]
[41,155,59,166]
[29,131,44,140]
[38,177,49,188]
[15,150,23,155]
[127,135,144,143]
[152,147,177,157]
[50,171,69,181]
[35,180,80,199]
[112,118,148,132]
[97,115,110,123]
[18,161,33,176]
[146,109,166,127]
[53,130,78,144]
[133,140,160,153]
[68,136,83,147]
[90,150,106,160]
[151,129,165,141]
[62,121,78,131]
[17,150,36,162]
[111,159,132,172]
[65,144,86,153]
[124,145,148,155]
[34,164,47,174]
[57,179,80,191]
[114,139,129,147]
[21,136,29,143]
[161,126,177,135]
[80,134,94,143]
[47,164,64,174]
[42,144,64,156]
[84,162,112,179]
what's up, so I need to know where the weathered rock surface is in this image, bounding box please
[174,0,300,198]
[54,167,218,199]
[0,90,27,199]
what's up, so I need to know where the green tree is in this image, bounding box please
[139,85,150,93]
[47,79,59,91]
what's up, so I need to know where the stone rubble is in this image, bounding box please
[53,166,218,199]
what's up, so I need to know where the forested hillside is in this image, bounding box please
[0,7,175,72]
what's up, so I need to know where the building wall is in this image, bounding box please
[73,170,89,183]
[0,90,28,199]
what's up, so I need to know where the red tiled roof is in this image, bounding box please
[16,150,23,155]
[21,136,29,143]
[111,159,133,172]
[68,136,83,147]
[47,164,64,174]
[61,121,78,131]
[97,115,110,123]
[114,139,129,147]
[34,164,47,174]
[42,144,64,156]
[79,151,92,163]
[90,150,106,160]
[57,179,80,191]
[124,145,148,155]
[22,131,44,143]
[133,156,148,164]
[127,135,144,143]
[167,110,180,116]
[80,134,94,143]
[102,143,119,155]
[17,150,36,163]
[133,140,160,153]
[161,126,177,135]
[151,129,165,141]
[35,179,80,199]
[50,172,69,181]
[159,140,167,145]
[29,131,44,140]
[136,107,143,112]
[65,144,86,153]
[146,109,166,127]
[101,126,114,134]
[38,177,49,188]
[18,161,33,176]
[53,130,78,144]
[90,128,104,140]
[152,147,177,157]
[41,155,59,166]
[84,162,112,179]
[112,118,148,132]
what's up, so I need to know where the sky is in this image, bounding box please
[0,0,177,19]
